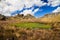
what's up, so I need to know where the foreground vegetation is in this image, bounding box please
[0,22,60,40]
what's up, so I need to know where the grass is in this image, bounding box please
[11,22,51,29]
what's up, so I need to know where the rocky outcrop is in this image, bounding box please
[24,14,35,19]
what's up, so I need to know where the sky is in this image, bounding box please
[0,0,60,17]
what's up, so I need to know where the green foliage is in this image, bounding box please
[12,22,51,29]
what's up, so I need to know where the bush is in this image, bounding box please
[0,14,6,20]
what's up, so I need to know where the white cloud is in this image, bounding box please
[24,0,46,8]
[2,13,11,16]
[33,0,46,6]
[48,0,60,7]
[52,7,60,13]
[33,8,39,13]
[20,10,33,16]
[0,0,46,16]
[20,8,39,16]
[0,0,60,16]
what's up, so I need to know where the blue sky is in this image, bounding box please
[34,0,60,17]
[34,5,58,17]
[12,5,58,17]
[0,0,60,17]
[11,0,60,17]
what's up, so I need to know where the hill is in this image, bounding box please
[39,12,60,23]
[0,12,60,23]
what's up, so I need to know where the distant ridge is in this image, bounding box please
[0,12,60,24]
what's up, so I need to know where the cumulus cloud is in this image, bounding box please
[48,0,60,7]
[20,8,39,16]
[52,7,60,13]
[33,8,39,13]
[0,0,46,16]
[0,0,60,16]
[20,10,33,16]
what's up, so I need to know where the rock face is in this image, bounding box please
[17,14,24,17]
[0,24,60,40]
